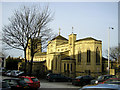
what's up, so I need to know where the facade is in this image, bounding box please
[26,33,102,77]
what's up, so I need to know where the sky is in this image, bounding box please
[0,1,119,58]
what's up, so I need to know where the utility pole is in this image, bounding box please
[108,27,114,74]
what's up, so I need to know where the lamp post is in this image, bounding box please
[108,27,114,74]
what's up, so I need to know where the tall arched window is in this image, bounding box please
[55,57,57,70]
[78,51,81,63]
[87,50,91,63]
[96,47,100,64]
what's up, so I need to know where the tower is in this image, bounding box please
[69,27,76,58]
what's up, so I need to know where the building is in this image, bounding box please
[26,32,102,77]
[0,52,5,70]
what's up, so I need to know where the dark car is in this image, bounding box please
[72,75,94,86]
[19,76,40,89]
[46,73,72,82]
[3,78,29,90]
[98,78,120,85]
[0,81,11,90]
[91,75,116,84]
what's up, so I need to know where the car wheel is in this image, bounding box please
[82,82,86,86]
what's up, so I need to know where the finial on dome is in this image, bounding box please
[72,27,74,34]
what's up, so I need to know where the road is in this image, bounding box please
[1,76,81,90]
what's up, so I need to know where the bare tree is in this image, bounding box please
[2,5,54,74]
[105,45,120,62]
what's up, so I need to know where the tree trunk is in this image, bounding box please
[29,39,34,76]
[29,55,34,76]
[24,48,27,75]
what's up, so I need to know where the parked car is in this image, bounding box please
[19,76,40,89]
[91,75,116,84]
[10,70,24,77]
[0,81,11,90]
[80,84,120,90]
[5,70,12,76]
[72,75,94,86]
[3,78,29,90]
[1,69,7,76]
[46,73,72,82]
[98,78,120,84]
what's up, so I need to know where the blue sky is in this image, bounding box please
[1,2,118,58]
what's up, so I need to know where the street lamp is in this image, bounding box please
[108,27,114,74]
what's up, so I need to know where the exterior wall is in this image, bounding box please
[75,40,102,77]
[26,33,102,78]
[46,53,54,70]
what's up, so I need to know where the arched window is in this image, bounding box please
[87,50,91,63]
[96,47,100,64]
[78,51,81,63]
[55,57,57,70]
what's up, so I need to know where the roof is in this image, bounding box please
[62,56,75,60]
[33,60,46,63]
[52,35,68,41]
[35,52,46,56]
[76,37,102,42]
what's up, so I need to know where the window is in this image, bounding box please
[78,51,81,63]
[55,57,57,70]
[71,64,72,72]
[64,63,66,72]
[96,47,100,64]
[87,50,91,63]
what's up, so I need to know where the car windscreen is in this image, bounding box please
[76,76,82,79]
[98,76,104,80]
[31,78,39,82]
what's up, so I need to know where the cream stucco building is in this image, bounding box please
[26,32,102,77]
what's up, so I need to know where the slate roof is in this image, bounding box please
[52,35,68,41]
[76,37,102,42]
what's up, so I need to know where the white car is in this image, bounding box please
[11,70,24,77]
[80,84,120,90]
